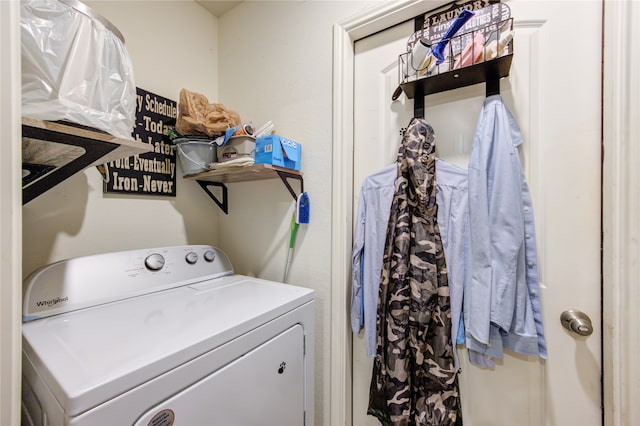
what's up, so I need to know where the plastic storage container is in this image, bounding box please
[217,136,256,162]
[21,0,136,140]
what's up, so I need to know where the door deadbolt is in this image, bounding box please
[560,309,593,336]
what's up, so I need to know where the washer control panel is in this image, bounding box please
[23,245,234,321]
[144,248,219,271]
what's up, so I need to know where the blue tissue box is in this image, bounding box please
[255,135,301,171]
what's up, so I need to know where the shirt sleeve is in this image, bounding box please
[351,187,367,334]
[486,102,525,331]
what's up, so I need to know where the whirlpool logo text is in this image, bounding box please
[35,296,68,307]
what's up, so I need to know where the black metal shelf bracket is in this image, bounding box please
[196,180,228,214]
[276,171,304,201]
[22,124,119,205]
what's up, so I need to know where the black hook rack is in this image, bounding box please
[413,14,426,119]
[398,7,513,118]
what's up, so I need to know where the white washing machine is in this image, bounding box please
[21,245,314,426]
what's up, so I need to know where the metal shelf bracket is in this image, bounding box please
[196,181,229,214]
[22,124,119,204]
[276,171,304,201]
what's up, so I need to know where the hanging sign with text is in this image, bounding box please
[405,0,509,51]
[103,88,177,197]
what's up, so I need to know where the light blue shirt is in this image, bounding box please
[466,95,547,364]
[434,159,468,370]
[351,164,396,358]
[351,161,468,367]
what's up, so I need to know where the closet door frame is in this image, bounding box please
[331,0,636,424]
[602,1,640,425]
[0,1,23,425]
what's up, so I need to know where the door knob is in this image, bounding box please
[560,309,594,336]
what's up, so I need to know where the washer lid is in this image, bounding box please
[22,275,314,417]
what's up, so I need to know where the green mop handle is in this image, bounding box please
[283,218,299,283]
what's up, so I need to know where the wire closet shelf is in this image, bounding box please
[398,17,514,100]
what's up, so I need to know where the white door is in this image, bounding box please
[352,2,602,425]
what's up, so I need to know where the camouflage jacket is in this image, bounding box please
[368,117,461,426]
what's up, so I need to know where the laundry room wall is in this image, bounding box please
[22,1,222,276]
[217,2,379,424]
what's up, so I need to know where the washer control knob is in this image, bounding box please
[144,253,165,271]
[185,252,198,265]
[204,250,216,262]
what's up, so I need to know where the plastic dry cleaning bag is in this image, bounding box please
[21,0,136,140]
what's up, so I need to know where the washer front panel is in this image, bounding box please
[134,325,305,426]
[22,275,313,416]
